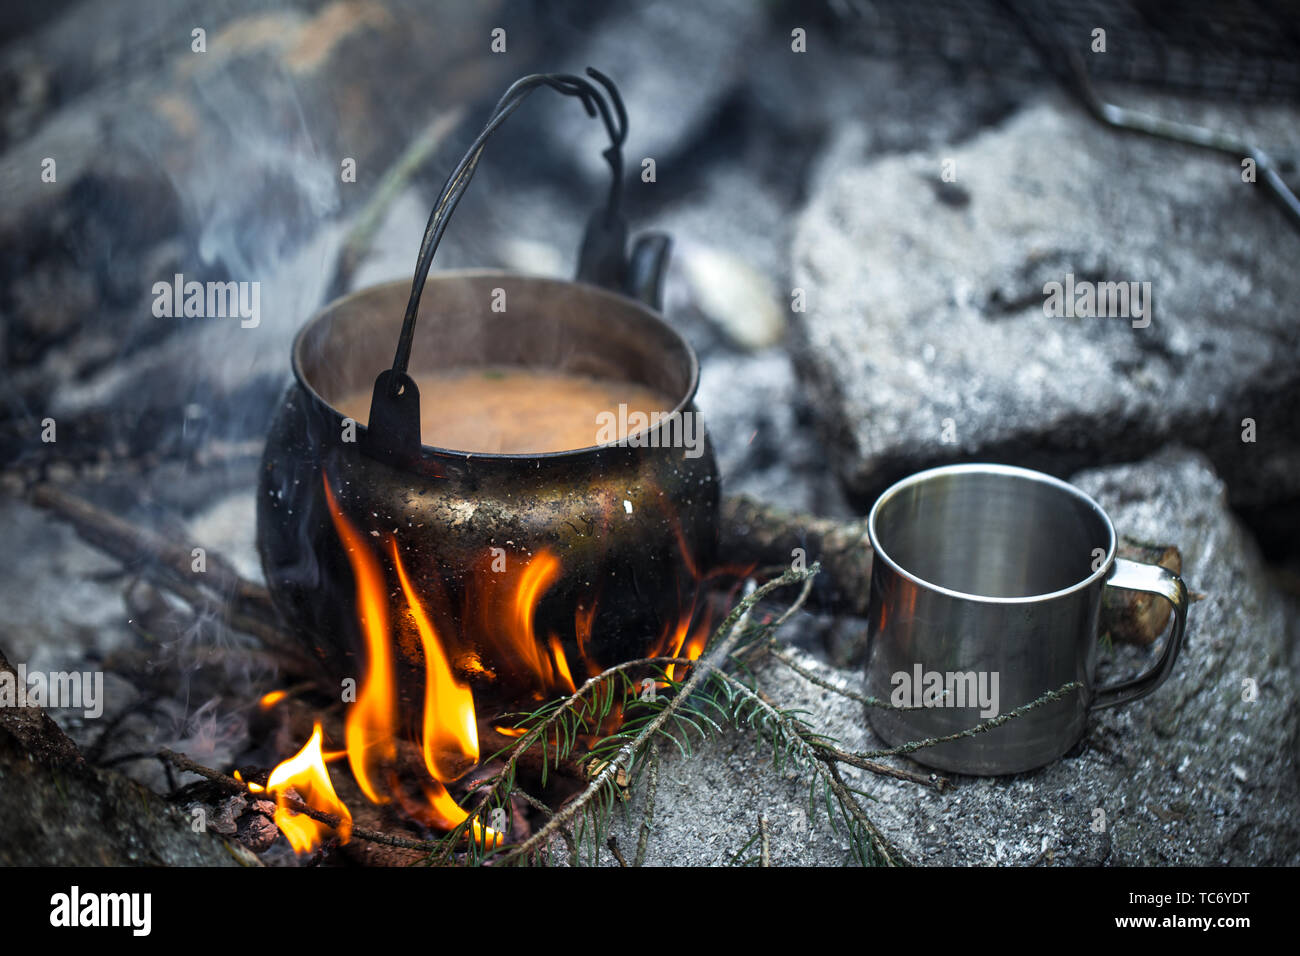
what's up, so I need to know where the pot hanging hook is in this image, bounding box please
[361,68,643,469]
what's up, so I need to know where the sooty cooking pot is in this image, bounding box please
[257,72,719,716]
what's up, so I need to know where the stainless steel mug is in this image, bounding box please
[864,463,1188,775]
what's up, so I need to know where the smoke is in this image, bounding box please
[157,694,249,772]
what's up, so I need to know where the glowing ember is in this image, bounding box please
[259,689,288,709]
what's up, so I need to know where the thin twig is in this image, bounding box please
[738,637,945,788]
[705,669,910,865]
[606,835,629,867]
[325,107,467,301]
[817,742,948,791]
[511,788,552,817]
[160,749,444,853]
[758,641,914,709]
[30,484,271,615]
[709,667,943,801]
[819,757,907,867]
[728,830,761,867]
[851,681,1084,760]
[131,571,320,677]
[428,652,702,867]
[480,655,699,781]
[633,742,659,867]
[758,815,771,868]
[27,483,322,678]
[509,788,580,862]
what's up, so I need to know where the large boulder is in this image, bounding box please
[608,449,1299,865]
[789,94,1300,511]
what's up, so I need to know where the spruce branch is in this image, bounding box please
[758,641,900,709]
[428,564,1076,868]
[493,564,819,865]
[700,668,910,865]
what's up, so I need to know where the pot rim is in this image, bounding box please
[290,270,702,463]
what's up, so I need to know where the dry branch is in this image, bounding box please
[325,106,466,301]
[30,483,270,614]
[633,742,660,867]
[26,482,323,678]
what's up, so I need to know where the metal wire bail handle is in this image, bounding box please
[361,69,629,468]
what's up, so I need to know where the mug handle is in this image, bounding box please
[1090,557,1189,710]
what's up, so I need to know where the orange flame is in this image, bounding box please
[265,722,352,853]
[548,634,577,694]
[263,476,727,856]
[324,477,397,804]
[397,781,502,848]
[682,619,711,664]
[662,614,692,682]
[471,549,577,697]
[511,551,562,687]
[657,608,714,682]
[653,507,739,681]
[391,538,479,784]
[302,475,496,851]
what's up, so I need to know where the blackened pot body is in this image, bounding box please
[257,274,718,717]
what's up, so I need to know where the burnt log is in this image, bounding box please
[0,646,249,866]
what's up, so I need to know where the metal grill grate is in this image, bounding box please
[826,0,1300,102]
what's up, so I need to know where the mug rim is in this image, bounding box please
[866,463,1117,606]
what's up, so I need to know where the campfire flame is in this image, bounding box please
[264,474,717,855]
[323,479,397,805]
[390,537,478,784]
[265,722,352,854]
[320,477,489,843]
[470,549,579,698]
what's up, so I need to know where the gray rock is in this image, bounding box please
[648,167,795,353]
[790,94,1300,510]
[0,724,252,866]
[606,449,1299,865]
[696,349,849,516]
[0,0,541,469]
[0,646,247,866]
[544,0,768,180]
